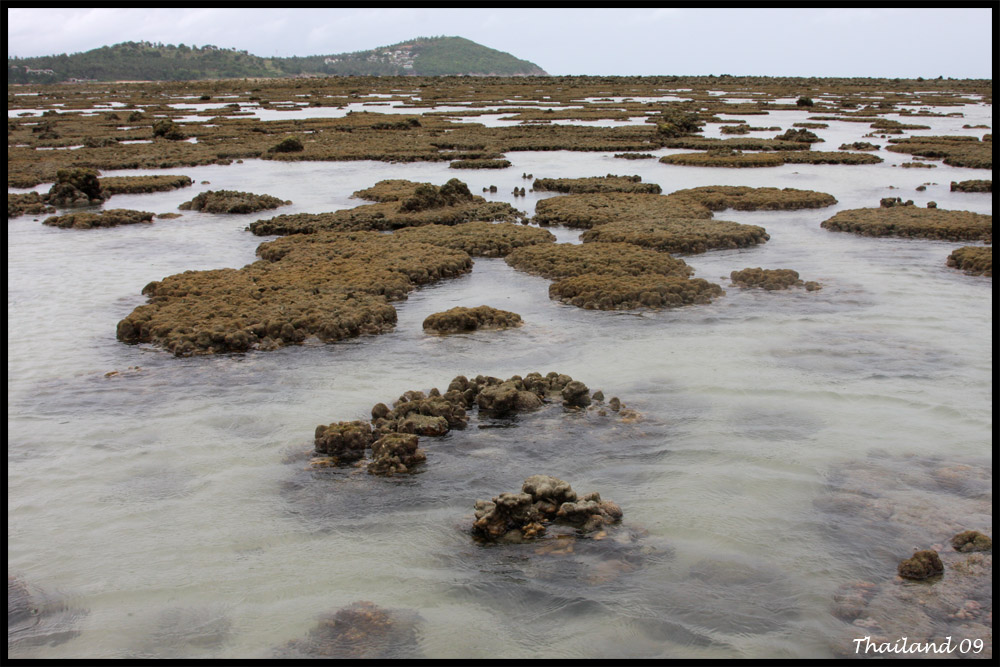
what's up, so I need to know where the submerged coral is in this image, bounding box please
[532,174,662,194]
[278,601,421,659]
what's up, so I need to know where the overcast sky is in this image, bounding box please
[6,7,993,78]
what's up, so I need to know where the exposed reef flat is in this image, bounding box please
[392,221,554,257]
[116,232,472,356]
[887,135,992,169]
[668,186,837,212]
[821,206,992,242]
[506,242,723,310]
[581,217,769,254]
[532,192,711,229]
[532,174,662,194]
[99,174,193,195]
[249,179,523,236]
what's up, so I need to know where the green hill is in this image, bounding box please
[7,36,547,83]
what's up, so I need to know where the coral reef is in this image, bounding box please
[250,179,523,235]
[897,550,944,580]
[449,159,511,169]
[42,209,155,230]
[367,433,426,476]
[532,192,711,229]
[472,475,623,543]
[117,232,472,356]
[667,185,837,211]
[946,246,991,277]
[950,180,991,193]
[45,168,109,207]
[178,190,290,214]
[506,242,724,310]
[660,150,785,168]
[730,268,820,291]
[99,175,193,195]
[422,306,523,334]
[392,221,554,257]
[581,218,769,254]
[951,530,992,553]
[7,192,55,218]
[821,206,992,242]
[532,174,662,194]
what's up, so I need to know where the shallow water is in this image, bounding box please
[7,102,992,658]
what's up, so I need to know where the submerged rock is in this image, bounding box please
[278,601,421,659]
[951,530,992,552]
[506,242,724,311]
[8,575,85,653]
